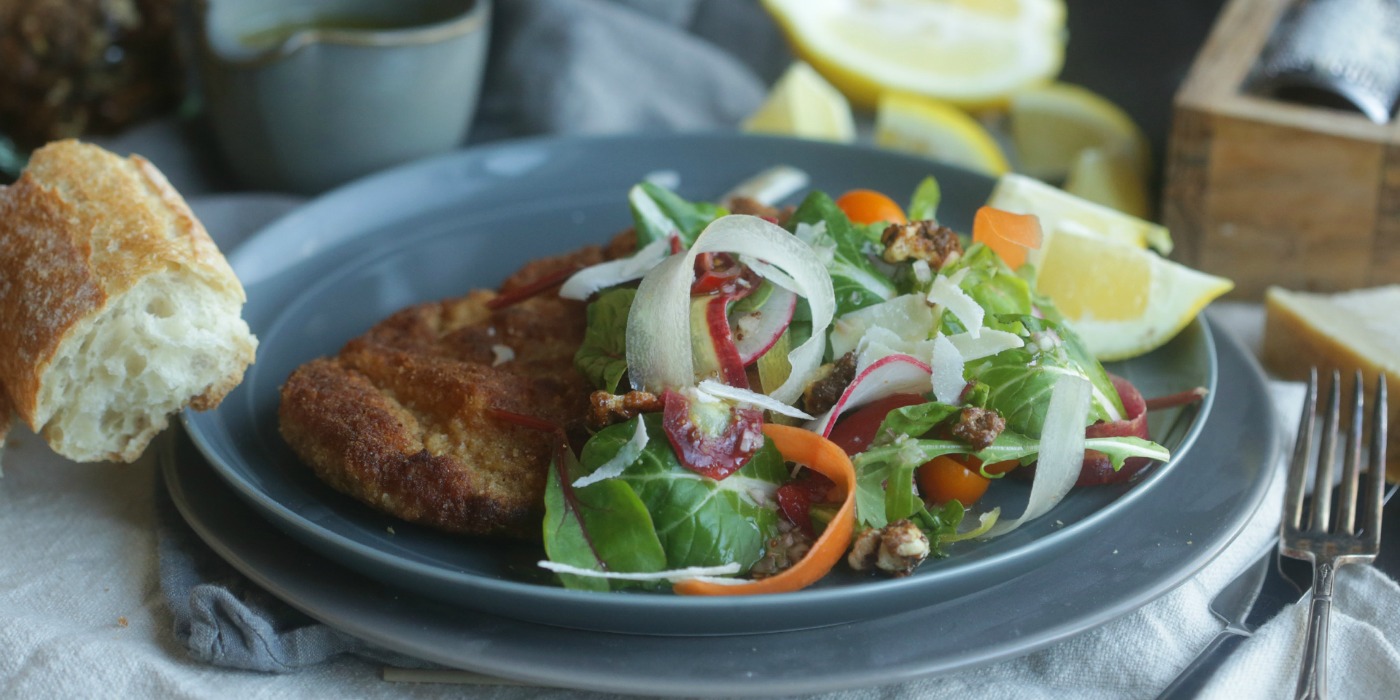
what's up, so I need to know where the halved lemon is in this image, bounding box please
[874,92,1010,176]
[761,0,1067,110]
[743,61,857,142]
[1009,82,1149,182]
[1063,147,1151,219]
[1035,225,1232,361]
[987,172,1171,257]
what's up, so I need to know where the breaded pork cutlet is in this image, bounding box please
[278,242,622,541]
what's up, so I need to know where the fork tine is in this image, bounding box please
[1285,369,1319,532]
[1337,370,1366,535]
[1309,370,1343,534]
[1364,373,1388,550]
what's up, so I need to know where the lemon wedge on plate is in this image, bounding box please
[1035,225,1231,361]
[1063,147,1151,219]
[987,172,1171,256]
[761,0,1067,109]
[874,92,1010,176]
[743,61,857,142]
[1009,82,1149,182]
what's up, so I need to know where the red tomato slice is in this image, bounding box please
[826,393,927,456]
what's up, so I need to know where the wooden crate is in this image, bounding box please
[1162,0,1400,299]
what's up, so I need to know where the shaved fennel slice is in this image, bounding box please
[740,256,802,293]
[572,417,649,488]
[984,374,1090,538]
[926,274,984,337]
[538,561,742,581]
[719,165,809,205]
[930,334,965,404]
[626,215,835,405]
[559,236,671,300]
[697,380,814,420]
[806,353,933,436]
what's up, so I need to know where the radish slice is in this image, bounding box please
[733,286,798,364]
[697,380,814,420]
[720,165,809,205]
[572,417,649,488]
[559,236,671,300]
[829,294,935,359]
[805,354,933,437]
[930,334,965,405]
[926,273,983,337]
[984,374,1090,538]
[627,215,835,405]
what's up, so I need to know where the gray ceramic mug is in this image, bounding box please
[192,0,490,194]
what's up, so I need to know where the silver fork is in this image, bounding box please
[1281,368,1388,700]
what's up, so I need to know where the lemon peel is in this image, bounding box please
[874,92,1010,176]
[743,61,856,142]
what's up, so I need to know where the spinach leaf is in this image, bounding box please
[574,288,634,393]
[541,436,669,592]
[789,192,897,317]
[580,414,787,572]
[629,182,727,248]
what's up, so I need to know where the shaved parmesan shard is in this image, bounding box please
[538,560,742,581]
[829,294,935,359]
[927,274,983,337]
[720,165,809,205]
[930,334,965,404]
[572,417,649,488]
[946,329,1023,361]
[984,374,1090,538]
[697,379,814,420]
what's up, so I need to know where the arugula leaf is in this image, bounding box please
[629,182,727,248]
[574,288,634,393]
[579,414,787,572]
[939,243,1033,319]
[907,176,942,222]
[967,315,1125,436]
[541,436,669,592]
[789,192,897,317]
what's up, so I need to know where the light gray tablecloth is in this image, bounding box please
[7,1,1400,697]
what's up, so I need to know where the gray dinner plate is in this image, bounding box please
[183,133,1226,636]
[164,308,1275,697]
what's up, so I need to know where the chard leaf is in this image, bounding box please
[574,288,634,392]
[541,435,668,592]
[907,176,942,222]
[789,192,897,317]
[580,414,786,572]
[630,182,727,248]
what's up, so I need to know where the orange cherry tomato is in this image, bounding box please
[835,189,908,226]
[917,455,992,507]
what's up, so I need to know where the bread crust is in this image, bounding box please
[0,140,248,429]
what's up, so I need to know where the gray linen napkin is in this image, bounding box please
[155,0,788,673]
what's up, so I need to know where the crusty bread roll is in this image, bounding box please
[1263,285,1398,480]
[0,140,257,463]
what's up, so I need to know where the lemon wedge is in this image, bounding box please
[1063,147,1151,219]
[743,61,856,142]
[1009,82,1149,182]
[1035,225,1232,361]
[874,92,1010,176]
[761,0,1067,110]
[987,172,1171,256]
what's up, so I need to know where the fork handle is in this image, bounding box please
[1295,561,1336,700]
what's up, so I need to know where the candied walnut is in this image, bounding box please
[880,220,963,267]
[847,520,930,577]
[802,351,858,415]
[950,407,1006,451]
[587,389,663,430]
[726,196,794,225]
